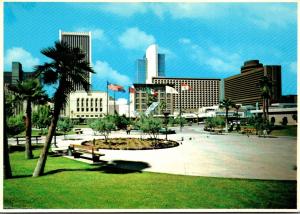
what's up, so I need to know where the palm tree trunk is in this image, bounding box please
[25,99,33,159]
[262,98,266,121]
[266,98,269,122]
[32,104,61,177]
[4,98,12,179]
[225,109,228,133]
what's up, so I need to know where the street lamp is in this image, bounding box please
[163,111,170,141]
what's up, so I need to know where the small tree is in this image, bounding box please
[7,114,26,137]
[57,118,73,139]
[32,105,52,135]
[292,114,297,122]
[137,115,162,141]
[281,117,288,126]
[205,117,216,132]
[89,118,116,144]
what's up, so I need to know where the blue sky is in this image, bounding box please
[4,2,297,101]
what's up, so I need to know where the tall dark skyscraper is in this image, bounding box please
[59,30,92,91]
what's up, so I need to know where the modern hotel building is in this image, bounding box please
[224,60,282,106]
[152,77,221,113]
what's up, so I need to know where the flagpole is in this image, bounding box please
[114,91,116,115]
[128,87,130,120]
[180,83,182,132]
[106,81,109,116]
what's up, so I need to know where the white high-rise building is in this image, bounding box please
[145,44,158,83]
[136,44,165,84]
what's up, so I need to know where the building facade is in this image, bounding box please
[59,30,92,91]
[133,83,174,116]
[68,91,108,119]
[4,62,40,115]
[136,44,165,84]
[152,77,221,113]
[224,60,282,106]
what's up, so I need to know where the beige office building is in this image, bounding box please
[152,77,221,113]
[68,91,108,119]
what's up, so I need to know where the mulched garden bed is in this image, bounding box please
[82,138,179,150]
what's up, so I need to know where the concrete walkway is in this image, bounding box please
[9,126,297,180]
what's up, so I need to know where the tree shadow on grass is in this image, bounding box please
[43,160,151,176]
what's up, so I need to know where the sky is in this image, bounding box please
[4,2,298,102]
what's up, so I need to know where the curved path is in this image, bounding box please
[56,126,296,180]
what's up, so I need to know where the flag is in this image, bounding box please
[108,83,125,92]
[129,86,135,93]
[181,83,192,91]
[146,88,158,97]
[166,86,179,94]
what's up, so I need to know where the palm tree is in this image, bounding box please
[7,78,48,159]
[219,98,234,132]
[32,41,94,177]
[4,94,12,179]
[259,76,272,122]
[233,104,241,119]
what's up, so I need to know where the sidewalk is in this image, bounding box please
[9,128,297,180]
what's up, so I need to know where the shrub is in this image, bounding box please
[136,115,163,140]
[57,117,74,138]
[7,114,25,137]
[281,117,288,126]
[89,117,116,143]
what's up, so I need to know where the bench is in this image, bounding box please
[14,135,42,145]
[68,144,105,162]
[74,128,83,134]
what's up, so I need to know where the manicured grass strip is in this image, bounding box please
[4,149,296,209]
[270,126,297,137]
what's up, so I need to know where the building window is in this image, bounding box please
[86,99,89,107]
[95,98,98,107]
[77,108,80,112]
[81,108,84,111]
[100,98,103,107]
[76,115,80,118]
[91,98,93,107]
[100,108,103,112]
[86,108,89,112]
[77,98,80,107]
[95,108,98,112]
[86,115,89,117]
[81,98,84,107]
[91,108,93,112]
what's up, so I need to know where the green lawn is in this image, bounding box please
[4,147,296,209]
[270,125,297,137]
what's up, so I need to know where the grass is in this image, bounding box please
[4,147,297,209]
[16,129,76,137]
[270,125,297,137]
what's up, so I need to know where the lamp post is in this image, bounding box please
[163,111,170,141]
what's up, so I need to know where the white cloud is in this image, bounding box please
[93,60,131,86]
[246,4,296,29]
[179,38,192,45]
[99,3,296,29]
[4,47,40,70]
[179,38,241,73]
[101,3,147,17]
[159,47,176,60]
[116,98,128,105]
[75,27,106,41]
[289,61,297,73]
[118,27,155,50]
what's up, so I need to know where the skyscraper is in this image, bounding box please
[136,44,165,84]
[59,30,92,91]
[224,60,282,106]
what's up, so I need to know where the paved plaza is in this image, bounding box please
[9,125,297,180]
